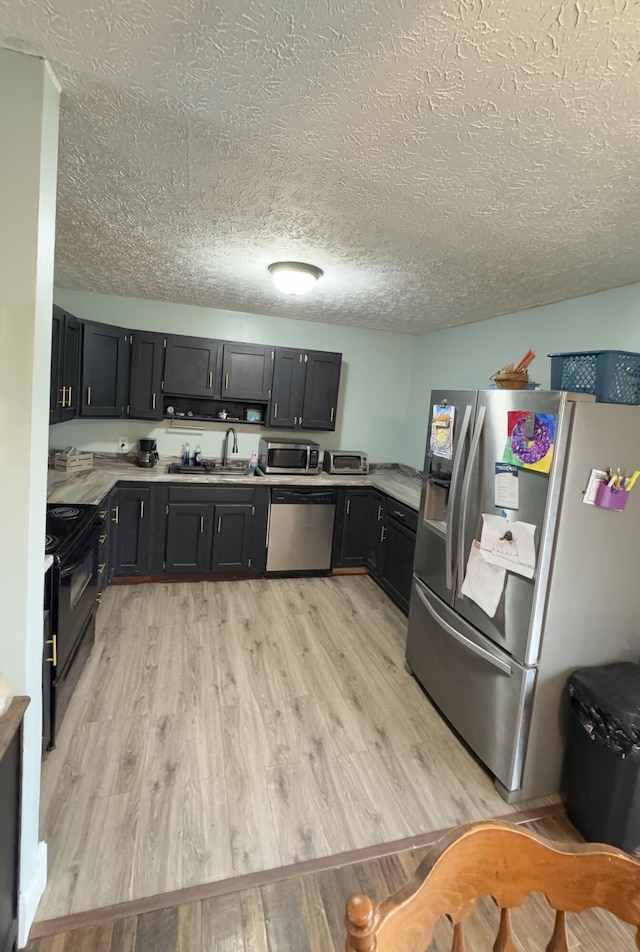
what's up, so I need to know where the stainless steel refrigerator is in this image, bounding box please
[407,388,640,802]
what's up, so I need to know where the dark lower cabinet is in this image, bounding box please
[367,491,386,573]
[212,504,254,571]
[129,331,164,420]
[110,487,152,576]
[337,490,373,567]
[81,321,130,417]
[0,698,26,952]
[165,503,211,573]
[379,516,416,612]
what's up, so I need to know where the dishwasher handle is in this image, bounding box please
[271,490,337,505]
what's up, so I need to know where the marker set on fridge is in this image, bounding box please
[584,467,640,511]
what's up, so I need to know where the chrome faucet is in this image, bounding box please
[222,427,238,467]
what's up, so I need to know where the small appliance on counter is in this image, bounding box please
[258,438,321,475]
[136,438,159,468]
[323,450,369,474]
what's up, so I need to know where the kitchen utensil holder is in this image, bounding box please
[595,482,629,511]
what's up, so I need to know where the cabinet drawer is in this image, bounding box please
[169,485,254,504]
[386,498,418,533]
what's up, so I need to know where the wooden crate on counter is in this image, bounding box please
[53,452,93,474]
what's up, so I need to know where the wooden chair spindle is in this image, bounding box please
[493,907,517,952]
[451,920,466,952]
[546,909,569,952]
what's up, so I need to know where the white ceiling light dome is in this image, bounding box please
[268,261,323,295]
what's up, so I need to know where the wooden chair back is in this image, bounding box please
[345,820,640,951]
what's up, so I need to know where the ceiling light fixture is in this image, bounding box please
[268,261,323,295]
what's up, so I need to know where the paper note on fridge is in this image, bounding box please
[479,513,536,579]
[461,541,506,618]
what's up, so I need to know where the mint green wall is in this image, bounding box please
[51,290,415,462]
[402,282,640,470]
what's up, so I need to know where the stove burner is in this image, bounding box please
[45,534,59,552]
[48,506,81,520]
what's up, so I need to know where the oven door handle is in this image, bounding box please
[59,524,101,578]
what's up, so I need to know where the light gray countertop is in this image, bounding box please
[47,458,422,511]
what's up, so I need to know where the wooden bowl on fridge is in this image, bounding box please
[491,372,529,390]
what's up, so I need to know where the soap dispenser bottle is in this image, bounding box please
[182,442,190,466]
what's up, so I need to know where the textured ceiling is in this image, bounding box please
[1,1,640,334]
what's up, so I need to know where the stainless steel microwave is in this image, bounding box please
[323,451,369,474]
[258,438,321,475]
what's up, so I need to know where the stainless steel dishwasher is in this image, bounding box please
[266,488,337,572]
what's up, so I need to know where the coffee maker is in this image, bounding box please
[136,438,159,468]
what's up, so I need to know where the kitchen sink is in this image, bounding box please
[165,462,258,476]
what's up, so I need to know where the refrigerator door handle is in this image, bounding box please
[457,404,486,596]
[445,403,473,589]
[414,579,512,676]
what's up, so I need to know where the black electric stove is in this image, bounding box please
[46,504,100,563]
[44,503,102,749]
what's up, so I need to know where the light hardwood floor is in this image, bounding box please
[37,576,554,921]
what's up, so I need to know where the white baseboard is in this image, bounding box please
[18,840,47,948]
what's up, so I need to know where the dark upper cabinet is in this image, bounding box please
[211,504,254,571]
[165,502,211,573]
[300,351,341,430]
[80,321,131,417]
[163,334,218,397]
[222,343,273,402]
[268,348,341,431]
[269,348,305,427]
[367,491,387,575]
[129,331,164,420]
[379,517,416,613]
[336,489,372,567]
[49,307,80,424]
[110,487,151,577]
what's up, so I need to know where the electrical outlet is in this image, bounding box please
[118,437,127,453]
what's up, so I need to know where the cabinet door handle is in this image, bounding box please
[217,516,222,533]
[98,562,106,573]
[200,515,204,533]
[330,407,335,423]
[224,373,229,390]
[68,386,72,407]
[294,416,297,426]
[152,393,156,410]
[99,510,107,519]
[274,403,278,419]
[87,386,92,406]
[46,635,57,666]
[140,500,144,518]
[112,505,119,524]
[377,505,383,521]
[346,498,351,515]
[58,386,67,406]
[99,533,107,544]
[304,354,308,363]
[381,526,386,542]
[393,509,405,519]
[208,372,213,389]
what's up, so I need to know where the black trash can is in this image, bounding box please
[563,661,640,853]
